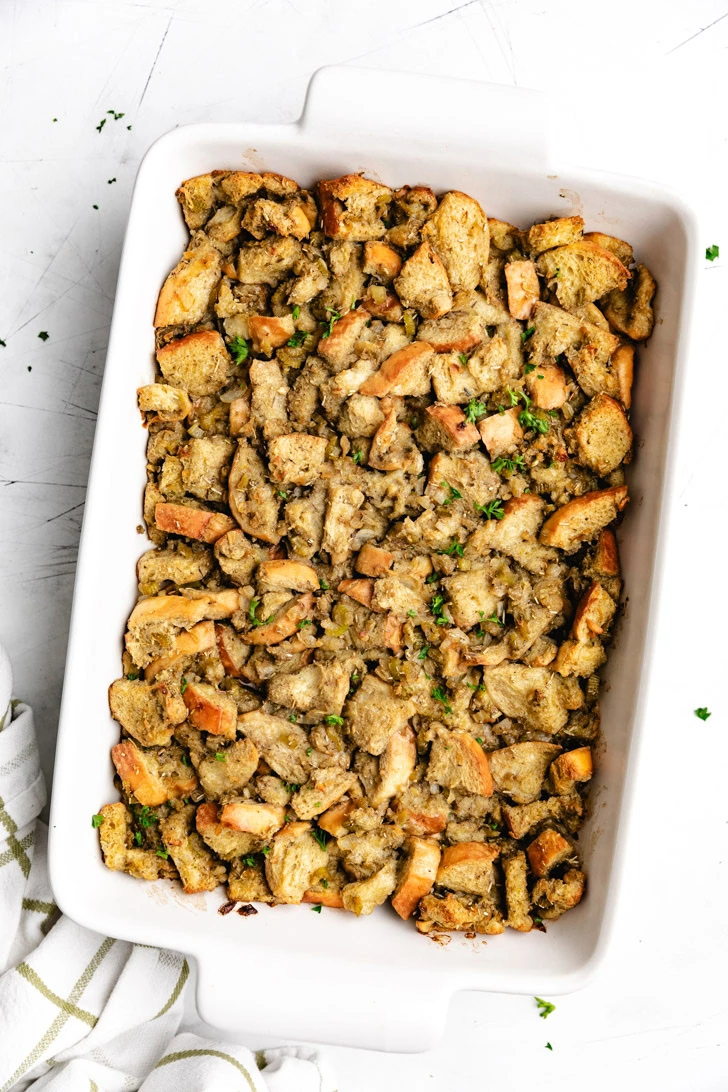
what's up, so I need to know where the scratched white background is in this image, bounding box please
[1,1,727,1089]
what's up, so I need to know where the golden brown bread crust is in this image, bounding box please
[99,169,654,935]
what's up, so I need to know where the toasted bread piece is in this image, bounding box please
[302,888,346,910]
[467,495,557,576]
[237,236,302,286]
[394,242,453,320]
[345,675,415,756]
[176,173,216,229]
[582,231,633,267]
[553,639,606,678]
[502,792,583,839]
[161,806,227,894]
[144,620,217,679]
[154,503,236,543]
[505,260,540,320]
[502,851,532,931]
[108,678,175,748]
[370,725,416,807]
[603,264,656,341]
[532,867,585,919]
[363,241,402,280]
[525,363,567,409]
[322,484,365,564]
[229,440,280,544]
[98,802,170,882]
[483,663,582,735]
[537,240,630,310]
[359,342,433,398]
[156,330,232,398]
[368,411,423,475]
[417,404,480,452]
[343,859,398,916]
[196,738,260,800]
[111,740,196,806]
[391,837,441,919]
[539,485,628,552]
[183,682,238,739]
[248,315,295,355]
[356,543,395,577]
[292,767,358,820]
[238,709,313,783]
[488,741,563,805]
[571,393,632,475]
[220,801,287,838]
[612,343,634,409]
[394,783,449,836]
[246,592,314,646]
[421,191,489,292]
[318,308,371,369]
[571,581,616,641]
[318,174,392,241]
[338,578,375,609]
[154,238,221,327]
[550,747,593,795]
[257,559,318,593]
[527,828,573,877]
[137,546,213,590]
[195,802,260,860]
[265,821,328,903]
[417,309,485,354]
[527,216,584,254]
[318,799,356,838]
[137,384,191,425]
[529,301,621,400]
[242,195,314,241]
[427,731,493,796]
[477,407,523,458]
[267,433,328,488]
[436,842,499,896]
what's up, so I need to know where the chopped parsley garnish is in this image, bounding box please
[464,398,488,425]
[418,645,430,660]
[0,339,5,347]
[351,297,358,310]
[292,305,301,319]
[491,455,525,474]
[91,813,104,828]
[288,714,297,722]
[430,593,449,626]
[351,449,363,465]
[126,672,139,680]
[507,387,521,407]
[92,204,99,210]
[311,903,322,913]
[133,831,143,846]
[407,609,417,617]
[108,110,125,120]
[38,331,49,341]
[545,1042,553,1051]
[321,878,329,888]
[324,714,344,726]
[319,578,330,590]
[474,499,505,520]
[297,619,312,629]
[438,539,464,558]
[276,490,288,499]
[180,676,188,694]
[465,682,485,692]
[458,353,468,365]
[137,806,158,828]
[524,362,536,374]
[519,406,550,434]
[521,325,535,342]
[484,611,503,627]
[96,118,106,133]
[535,997,555,1019]
[475,736,484,744]
[261,846,270,856]
[695,707,712,721]
[107,177,116,184]
[215,752,226,762]
[431,686,453,715]
[243,855,257,867]
[249,598,271,627]
[287,331,309,348]
[229,336,250,364]
[425,573,440,584]
[706,244,720,261]
[156,848,169,859]
[440,481,462,505]
[306,746,312,756]
[181,754,190,766]
[320,308,341,339]
[312,828,329,850]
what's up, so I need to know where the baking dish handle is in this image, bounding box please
[300,64,550,166]
[195,946,450,1052]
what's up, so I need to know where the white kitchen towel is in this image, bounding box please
[0,644,337,1092]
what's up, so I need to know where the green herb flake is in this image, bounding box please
[133,831,143,846]
[229,336,250,364]
[464,398,488,425]
[524,363,536,374]
[474,499,505,520]
[535,997,555,1019]
[261,845,270,856]
[108,110,125,120]
[407,609,417,618]
[215,752,226,762]
[249,598,270,628]
[430,593,449,626]
[181,753,190,766]
[289,714,297,723]
[312,828,329,850]
[324,714,344,726]
[38,331,49,341]
[306,746,312,756]
[431,686,453,715]
[519,407,550,434]
[695,707,712,721]
[319,578,330,590]
[243,855,257,867]
[351,449,363,465]
[96,118,106,133]
[276,490,288,499]
[418,646,430,661]
[321,878,329,889]
[425,573,440,585]
[292,305,301,320]
[438,539,464,558]
[484,611,503,627]
[137,806,159,828]
[180,676,188,694]
[287,331,309,348]
[126,672,139,680]
[458,353,468,366]
[706,244,720,261]
[311,903,322,913]
[156,848,169,859]
[92,204,99,210]
[320,308,341,339]
[107,177,116,184]
[440,481,462,506]
[521,326,535,342]
[297,619,312,629]
[545,1042,553,1051]
[91,813,104,828]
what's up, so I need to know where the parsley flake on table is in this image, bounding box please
[37,331,49,341]
[694,707,712,721]
[0,339,6,347]
[108,110,125,120]
[96,118,106,133]
[91,813,104,828]
[311,903,322,913]
[107,177,116,184]
[545,1042,553,1051]
[706,244,720,261]
[535,997,555,1019]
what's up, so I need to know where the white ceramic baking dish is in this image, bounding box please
[48,66,698,1052]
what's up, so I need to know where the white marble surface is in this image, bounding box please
[1,0,727,1087]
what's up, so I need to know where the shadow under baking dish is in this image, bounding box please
[49,67,697,1051]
